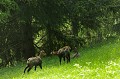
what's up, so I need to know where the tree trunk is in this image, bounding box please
[71,16,79,47]
[72,20,79,37]
[46,24,54,55]
[22,18,35,59]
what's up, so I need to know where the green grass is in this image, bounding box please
[0,39,120,79]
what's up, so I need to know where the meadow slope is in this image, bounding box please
[0,39,120,79]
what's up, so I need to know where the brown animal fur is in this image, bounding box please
[24,50,46,73]
[51,46,71,65]
[62,46,71,52]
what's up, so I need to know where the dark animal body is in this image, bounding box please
[24,50,46,73]
[51,46,71,65]
[24,56,42,73]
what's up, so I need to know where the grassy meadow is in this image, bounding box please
[0,38,120,79]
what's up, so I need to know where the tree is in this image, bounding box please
[0,0,19,66]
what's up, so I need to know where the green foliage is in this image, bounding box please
[0,0,120,66]
[0,0,19,22]
[113,23,120,35]
[0,38,120,79]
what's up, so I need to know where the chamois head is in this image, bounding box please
[38,50,46,58]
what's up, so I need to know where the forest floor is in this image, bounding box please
[0,38,120,79]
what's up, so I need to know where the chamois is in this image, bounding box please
[51,46,71,65]
[71,47,80,58]
[24,50,46,73]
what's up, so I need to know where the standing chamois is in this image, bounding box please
[51,46,71,65]
[24,50,46,73]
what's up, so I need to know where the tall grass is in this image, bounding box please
[0,38,120,79]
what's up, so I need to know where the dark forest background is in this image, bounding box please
[0,0,120,67]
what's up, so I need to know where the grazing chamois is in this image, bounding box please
[51,46,71,65]
[24,50,46,73]
[71,47,80,58]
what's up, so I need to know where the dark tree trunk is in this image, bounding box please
[22,18,35,59]
[72,20,79,37]
[46,24,54,55]
[71,16,79,47]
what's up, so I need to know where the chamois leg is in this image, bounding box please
[35,66,37,71]
[39,64,42,69]
[24,65,29,73]
[59,57,62,65]
[27,67,33,73]
[63,56,65,62]
[66,56,69,63]
[68,54,70,62]
[66,54,70,63]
